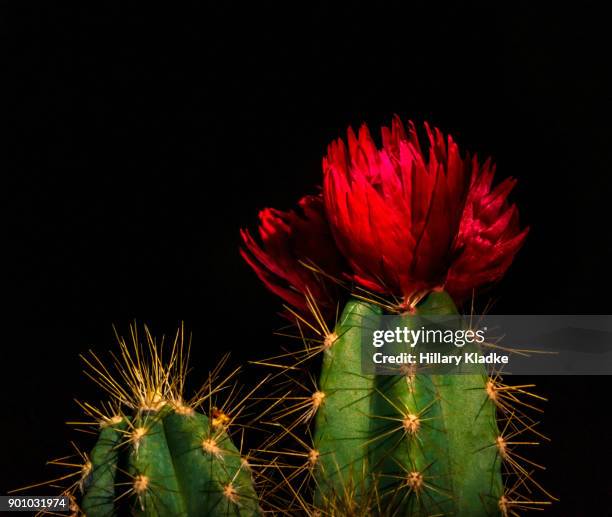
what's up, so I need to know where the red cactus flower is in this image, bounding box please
[445,163,528,302]
[323,117,527,307]
[240,194,344,317]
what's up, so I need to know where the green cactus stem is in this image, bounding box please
[82,404,259,517]
[313,291,503,516]
[67,326,262,517]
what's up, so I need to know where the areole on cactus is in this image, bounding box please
[241,118,550,516]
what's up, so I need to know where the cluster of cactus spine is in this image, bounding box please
[26,326,261,517]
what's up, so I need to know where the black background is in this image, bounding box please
[3,2,611,515]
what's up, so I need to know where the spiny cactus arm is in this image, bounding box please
[24,326,264,517]
[313,300,382,501]
[312,292,504,516]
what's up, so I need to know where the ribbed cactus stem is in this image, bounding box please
[313,291,503,516]
[82,406,259,516]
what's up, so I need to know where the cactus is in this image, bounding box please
[240,118,553,515]
[25,326,261,517]
[250,289,554,516]
[313,291,502,516]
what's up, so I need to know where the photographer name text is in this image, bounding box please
[372,351,509,365]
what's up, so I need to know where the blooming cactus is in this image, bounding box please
[243,117,527,311]
[241,118,546,516]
